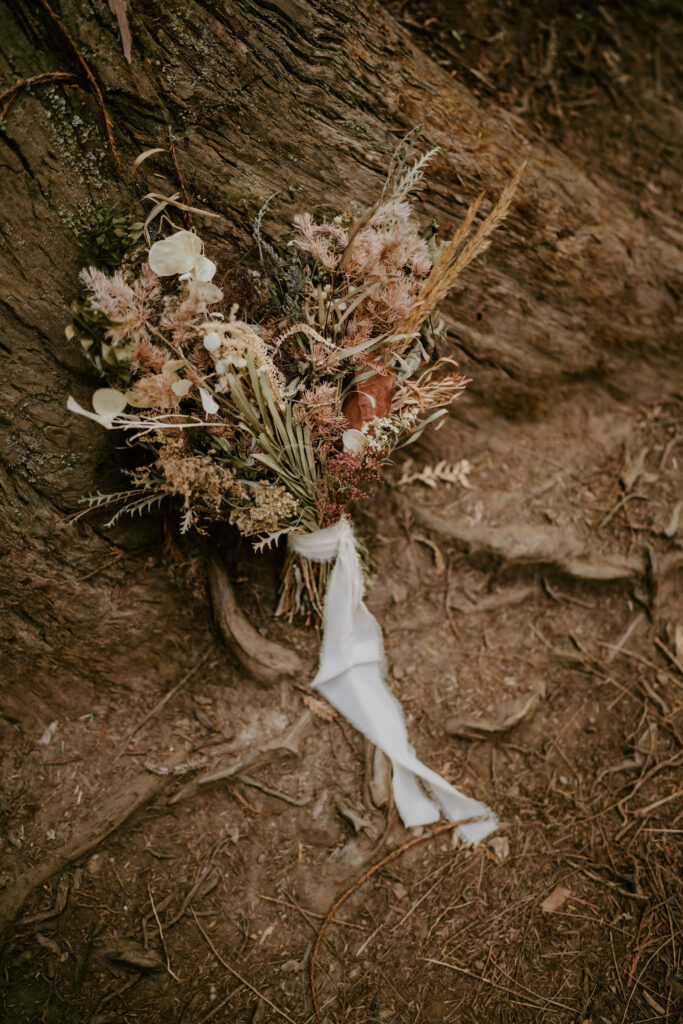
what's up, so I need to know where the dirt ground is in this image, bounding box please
[2,1,682,1022]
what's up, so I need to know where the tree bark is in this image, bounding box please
[0,0,680,716]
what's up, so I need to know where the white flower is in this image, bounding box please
[148,230,218,298]
[199,387,219,415]
[195,256,216,282]
[192,279,223,304]
[203,331,222,353]
[67,388,128,429]
[171,378,192,397]
[149,230,203,277]
[342,428,368,455]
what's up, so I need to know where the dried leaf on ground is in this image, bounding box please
[488,835,510,864]
[446,688,543,738]
[302,692,336,722]
[541,885,571,914]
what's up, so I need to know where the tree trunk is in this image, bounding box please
[1,0,680,717]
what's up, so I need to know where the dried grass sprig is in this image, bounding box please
[396,162,525,348]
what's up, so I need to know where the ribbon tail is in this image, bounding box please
[289,518,498,844]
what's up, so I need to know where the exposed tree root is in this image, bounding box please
[0,751,189,945]
[414,506,683,582]
[0,71,75,120]
[169,709,312,805]
[207,556,304,685]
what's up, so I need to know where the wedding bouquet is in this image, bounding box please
[67,138,521,840]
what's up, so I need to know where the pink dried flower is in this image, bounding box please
[316,448,382,527]
[80,263,161,346]
[298,384,347,438]
[343,197,431,284]
[132,337,168,373]
[159,291,205,348]
[128,373,180,410]
[411,254,432,277]
[292,212,347,271]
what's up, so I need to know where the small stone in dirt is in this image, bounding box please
[86,852,104,875]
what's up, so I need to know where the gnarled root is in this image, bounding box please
[207,556,303,686]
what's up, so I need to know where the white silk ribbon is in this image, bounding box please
[289,518,497,845]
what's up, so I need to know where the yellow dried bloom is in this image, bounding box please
[229,484,300,535]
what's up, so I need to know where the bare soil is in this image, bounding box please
[1,2,682,1022]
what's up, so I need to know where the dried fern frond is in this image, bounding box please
[253,191,282,265]
[398,458,472,489]
[393,357,469,413]
[382,126,437,202]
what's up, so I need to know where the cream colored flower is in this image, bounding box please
[148,230,218,294]
[199,387,219,415]
[203,331,222,352]
[67,388,128,429]
[149,230,202,277]
[342,428,368,455]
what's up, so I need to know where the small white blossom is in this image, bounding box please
[148,231,221,305]
[203,331,222,352]
[199,388,219,415]
[67,388,128,429]
[171,378,192,397]
[149,230,203,277]
[342,429,368,455]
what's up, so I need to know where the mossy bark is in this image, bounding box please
[1,0,680,720]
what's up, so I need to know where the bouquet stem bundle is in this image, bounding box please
[276,551,331,624]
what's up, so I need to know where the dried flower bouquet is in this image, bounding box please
[68,138,522,622]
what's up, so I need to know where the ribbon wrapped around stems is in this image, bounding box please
[288,518,497,845]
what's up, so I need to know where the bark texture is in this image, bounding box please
[0,0,680,715]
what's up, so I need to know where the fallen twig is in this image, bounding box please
[169,710,312,805]
[75,549,130,582]
[37,0,121,170]
[239,774,313,806]
[196,984,246,1024]
[633,787,683,819]
[0,71,76,120]
[654,637,683,679]
[598,492,647,530]
[116,647,213,759]
[258,894,367,931]
[423,956,578,1013]
[309,818,481,1020]
[599,642,683,691]
[148,884,180,981]
[191,909,298,1024]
